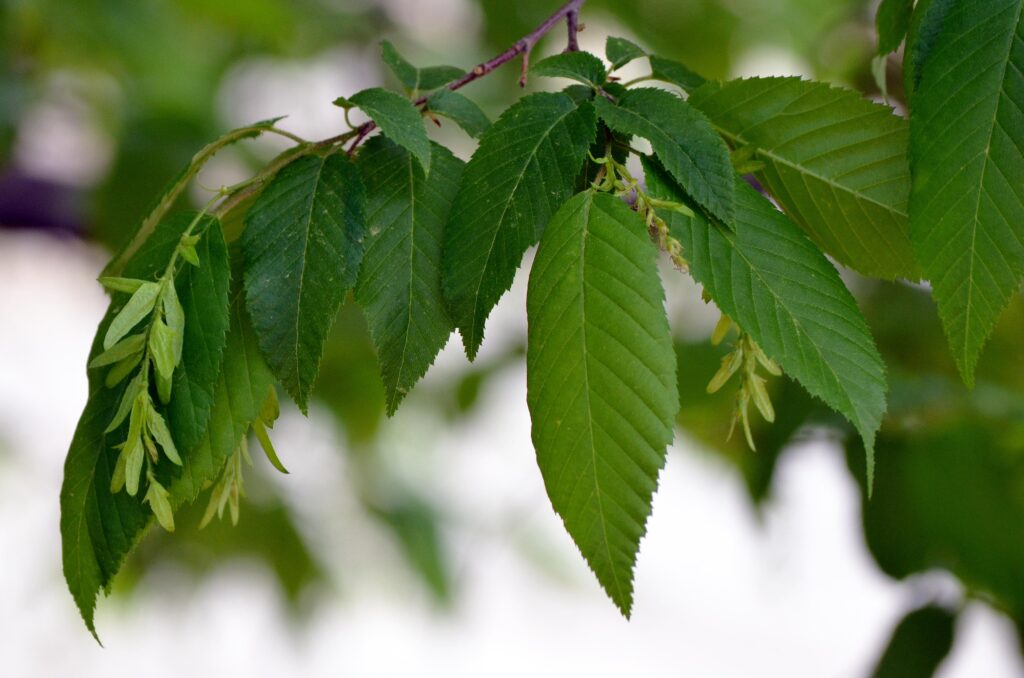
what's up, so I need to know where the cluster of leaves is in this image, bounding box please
[61,0,1024,636]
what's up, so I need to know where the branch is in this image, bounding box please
[315,0,586,154]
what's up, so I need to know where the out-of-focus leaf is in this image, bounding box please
[871,604,957,678]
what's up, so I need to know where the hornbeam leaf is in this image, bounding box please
[532,51,608,89]
[442,92,597,359]
[648,56,706,93]
[606,36,647,70]
[903,0,957,103]
[689,77,917,280]
[594,88,734,225]
[167,215,231,451]
[349,87,432,173]
[526,190,678,617]
[908,0,1024,385]
[644,157,887,489]
[380,40,464,92]
[426,89,491,138]
[355,137,464,415]
[242,153,365,412]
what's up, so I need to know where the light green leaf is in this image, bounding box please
[426,89,490,138]
[149,319,175,383]
[254,420,288,474]
[98,277,145,294]
[594,88,734,225]
[146,406,181,466]
[649,56,706,93]
[349,87,431,173]
[103,282,160,350]
[876,0,914,54]
[144,480,175,532]
[243,153,364,412]
[606,36,646,70]
[106,372,144,433]
[103,351,143,389]
[167,215,231,451]
[526,190,678,617]
[689,77,917,280]
[355,137,463,414]
[908,0,1024,385]
[532,51,607,88]
[88,334,145,369]
[381,40,464,92]
[442,92,597,359]
[644,157,887,488]
[162,280,184,366]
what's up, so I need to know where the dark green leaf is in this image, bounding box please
[876,0,914,54]
[349,87,431,173]
[645,158,887,487]
[426,89,491,138]
[356,137,463,415]
[908,0,1024,385]
[167,215,231,451]
[442,92,597,359]
[871,605,956,678]
[531,51,607,88]
[649,56,706,93]
[242,153,365,412]
[689,77,916,280]
[606,36,646,70]
[594,88,734,225]
[527,191,677,617]
[903,0,956,102]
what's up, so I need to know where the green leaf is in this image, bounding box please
[606,36,646,70]
[381,40,464,92]
[426,89,490,138]
[98,277,145,294]
[103,281,160,350]
[144,480,175,532]
[531,51,607,88]
[876,0,914,54]
[167,215,231,451]
[442,92,597,359]
[649,56,706,93]
[149,318,176,383]
[903,0,956,103]
[349,87,431,173]
[526,190,678,617]
[170,277,277,505]
[242,153,365,412]
[689,77,917,280]
[908,0,1024,385]
[644,158,887,488]
[355,137,463,415]
[88,333,145,369]
[146,406,181,466]
[594,88,734,225]
[871,605,956,678]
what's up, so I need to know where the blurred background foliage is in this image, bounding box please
[2,0,1022,673]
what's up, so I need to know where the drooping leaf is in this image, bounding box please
[871,604,957,678]
[349,87,431,173]
[355,137,463,415]
[88,333,145,369]
[908,0,1024,385]
[426,89,491,138]
[103,281,160,350]
[876,0,914,54]
[531,51,607,88]
[594,88,734,225]
[648,56,706,93]
[526,190,678,617]
[166,215,231,451]
[169,276,277,505]
[242,153,365,412]
[903,0,956,103]
[689,77,917,280]
[380,40,464,92]
[605,36,646,70]
[442,92,597,359]
[644,157,887,487]
[61,213,192,637]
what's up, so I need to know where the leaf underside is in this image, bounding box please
[527,190,678,617]
[908,0,1024,385]
[689,77,917,280]
[242,153,365,412]
[645,158,886,488]
[356,137,464,415]
[442,91,597,359]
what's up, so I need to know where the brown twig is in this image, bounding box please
[331,0,585,155]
